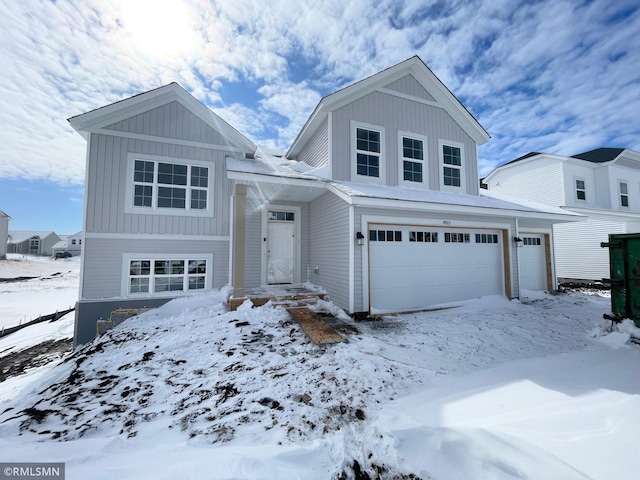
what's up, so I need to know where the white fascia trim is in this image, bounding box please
[226,170,328,190]
[93,128,249,154]
[378,88,441,109]
[563,206,640,219]
[78,135,92,300]
[349,195,580,221]
[327,112,333,179]
[121,252,214,298]
[86,232,229,241]
[484,153,569,183]
[348,204,355,313]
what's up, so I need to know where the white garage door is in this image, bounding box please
[369,224,504,314]
[519,235,548,291]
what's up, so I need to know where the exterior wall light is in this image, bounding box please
[513,236,523,245]
[356,231,365,246]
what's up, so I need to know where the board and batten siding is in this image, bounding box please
[553,217,626,281]
[81,237,229,299]
[86,133,233,235]
[383,74,436,102]
[331,90,479,194]
[296,118,329,169]
[105,101,231,146]
[309,192,351,311]
[488,159,565,207]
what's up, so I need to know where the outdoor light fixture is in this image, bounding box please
[513,236,523,244]
[356,231,365,246]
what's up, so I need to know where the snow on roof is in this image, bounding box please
[7,230,58,243]
[228,152,580,218]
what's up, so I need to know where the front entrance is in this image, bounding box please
[266,210,297,284]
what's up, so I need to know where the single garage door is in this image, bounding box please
[519,234,548,291]
[369,224,505,314]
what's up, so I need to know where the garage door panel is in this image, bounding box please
[369,225,504,313]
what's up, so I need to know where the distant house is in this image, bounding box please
[483,148,640,282]
[7,230,61,256]
[0,210,9,259]
[51,231,83,257]
[69,56,580,345]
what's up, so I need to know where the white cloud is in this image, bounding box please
[0,0,639,185]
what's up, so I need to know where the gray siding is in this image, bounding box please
[86,133,232,235]
[331,90,479,193]
[81,237,229,299]
[384,74,436,102]
[105,101,230,145]
[309,192,351,310]
[297,118,329,168]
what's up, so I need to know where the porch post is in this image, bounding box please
[232,183,247,300]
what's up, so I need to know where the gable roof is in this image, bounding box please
[7,230,58,244]
[286,56,490,158]
[0,210,10,219]
[571,147,625,163]
[68,83,256,154]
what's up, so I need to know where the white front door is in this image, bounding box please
[520,234,548,291]
[267,213,296,284]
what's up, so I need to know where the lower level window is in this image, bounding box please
[128,258,207,294]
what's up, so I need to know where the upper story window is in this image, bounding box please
[619,181,629,207]
[439,140,465,190]
[352,121,385,183]
[399,132,427,185]
[127,155,213,215]
[356,128,380,177]
[575,179,586,201]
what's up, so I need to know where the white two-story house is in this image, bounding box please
[69,56,578,345]
[483,148,640,283]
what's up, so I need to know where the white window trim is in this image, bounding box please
[438,139,465,192]
[398,131,428,187]
[125,153,215,217]
[121,253,214,298]
[351,120,386,183]
[574,176,587,202]
[618,179,629,208]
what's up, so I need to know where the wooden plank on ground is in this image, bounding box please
[287,307,345,345]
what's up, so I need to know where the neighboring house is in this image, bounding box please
[0,210,9,259]
[483,148,640,283]
[7,230,61,256]
[51,231,83,257]
[69,56,579,345]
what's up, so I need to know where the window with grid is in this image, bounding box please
[475,233,499,244]
[133,159,209,211]
[442,144,462,187]
[619,181,629,207]
[575,179,586,201]
[128,258,207,295]
[402,137,424,183]
[369,230,402,242]
[444,232,470,243]
[523,237,541,246]
[356,128,381,177]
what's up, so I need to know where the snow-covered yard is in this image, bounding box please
[0,254,80,330]
[0,259,639,479]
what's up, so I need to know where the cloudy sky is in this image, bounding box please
[1,0,639,234]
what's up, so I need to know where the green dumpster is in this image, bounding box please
[601,233,640,327]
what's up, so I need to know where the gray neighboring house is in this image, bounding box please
[69,56,580,346]
[0,210,9,259]
[7,230,61,256]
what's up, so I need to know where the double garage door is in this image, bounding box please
[368,224,505,314]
